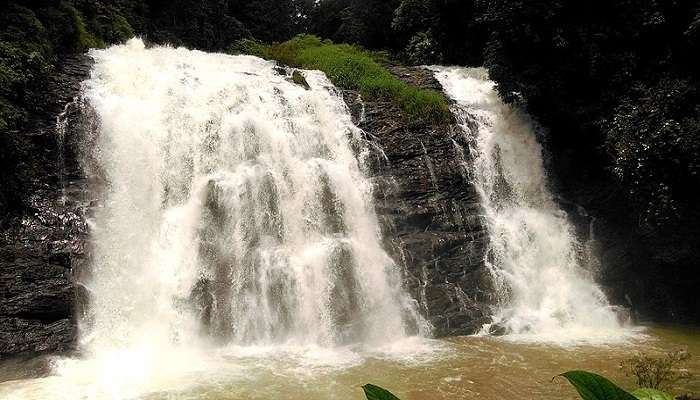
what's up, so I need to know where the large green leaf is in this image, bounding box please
[631,388,675,400]
[362,384,401,400]
[558,371,638,400]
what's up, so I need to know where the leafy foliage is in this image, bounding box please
[145,0,246,50]
[362,384,401,400]
[559,371,638,400]
[227,38,271,59]
[620,351,692,390]
[477,0,700,233]
[631,388,676,400]
[309,0,400,50]
[235,0,299,43]
[404,31,442,65]
[558,370,677,400]
[392,0,486,65]
[607,81,700,226]
[0,0,136,215]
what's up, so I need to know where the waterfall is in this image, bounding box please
[431,66,629,343]
[68,38,424,371]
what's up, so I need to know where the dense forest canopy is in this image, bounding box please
[2,0,699,294]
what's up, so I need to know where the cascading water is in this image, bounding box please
[431,66,629,343]
[3,39,429,399]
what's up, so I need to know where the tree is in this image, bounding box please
[145,0,247,50]
[308,0,399,49]
[234,0,302,43]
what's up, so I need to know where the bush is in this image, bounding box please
[0,1,134,216]
[73,1,135,44]
[36,1,105,53]
[234,34,452,125]
[227,38,271,59]
[404,31,442,65]
[620,350,692,390]
[607,80,700,226]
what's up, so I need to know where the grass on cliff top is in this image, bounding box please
[230,35,451,126]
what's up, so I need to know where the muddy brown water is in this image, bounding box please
[1,325,697,400]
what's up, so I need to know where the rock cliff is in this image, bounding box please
[0,55,92,357]
[344,65,495,336]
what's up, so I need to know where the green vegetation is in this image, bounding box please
[362,384,400,400]
[621,351,692,391]
[361,367,691,400]
[1,1,135,215]
[231,35,451,125]
[559,370,675,400]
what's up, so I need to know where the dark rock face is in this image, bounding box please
[344,66,496,336]
[0,55,93,358]
[552,172,700,324]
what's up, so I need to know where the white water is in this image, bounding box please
[431,66,631,344]
[0,39,432,399]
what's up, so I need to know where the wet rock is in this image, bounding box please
[0,254,73,320]
[343,66,496,336]
[609,305,633,325]
[0,55,93,357]
[487,323,507,336]
[0,318,75,356]
[291,70,311,90]
[386,64,444,92]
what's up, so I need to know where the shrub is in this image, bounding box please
[1,1,130,215]
[620,351,692,390]
[607,80,700,227]
[227,38,271,59]
[73,1,135,44]
[404,31,442,65]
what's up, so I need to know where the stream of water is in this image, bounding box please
[431,66,630,343]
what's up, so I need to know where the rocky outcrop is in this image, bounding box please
[344,66,496,336]
[552,170,700,324]
[0,55,92,358]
